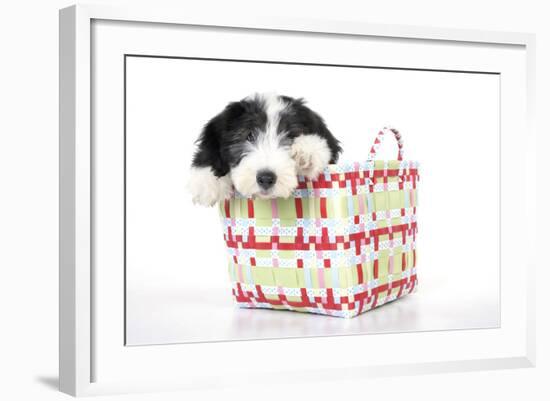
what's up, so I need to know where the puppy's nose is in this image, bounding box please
[256,170,277,190]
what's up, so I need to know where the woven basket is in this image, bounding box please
[218,128,419,318]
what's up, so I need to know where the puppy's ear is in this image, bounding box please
[290,98,342,164]
[191,101,245,177]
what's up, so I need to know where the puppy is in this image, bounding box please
[188,93,342,206]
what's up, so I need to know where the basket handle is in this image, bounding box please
[368,127,404,161]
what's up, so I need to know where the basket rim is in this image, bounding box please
[322,158,419,171]
[226,158,419,201]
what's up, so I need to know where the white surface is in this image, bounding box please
[125,56,500,345]
[1,0,548,400]
[128,287,498,344]
[87,11,530,396]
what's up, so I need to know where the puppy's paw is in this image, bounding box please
[187,167,233,206]
[290,134,332,180]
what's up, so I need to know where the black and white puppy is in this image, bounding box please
[188,93,342,206]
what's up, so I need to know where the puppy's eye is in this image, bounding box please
[246,132,256,142]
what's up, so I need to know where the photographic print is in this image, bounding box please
[124,56,499,345]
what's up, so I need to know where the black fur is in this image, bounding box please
[191,94,342,177]
[277,96,342,163]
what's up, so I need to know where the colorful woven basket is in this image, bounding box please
[218,128,419,318]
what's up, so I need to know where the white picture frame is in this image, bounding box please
[59,4,536,397]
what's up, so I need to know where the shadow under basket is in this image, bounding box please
[218,128,419,318]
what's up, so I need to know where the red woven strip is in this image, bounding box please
[325,288,335,308]
[295,198,303,218]
[225,222,418,252]
[320,197,327,218]
[373,235,380,278]
[227,227,233,242]
[396,281,405,298]
[247,199,254,218]
[248,227,256,247]
[371,294,379,308]
[255,285,268,303]
[300,288,314,307]
[234,275,417,311]
[295,168,418,190]
[354,239,361,256]
[235,282,245,298]
[224,199,231,217]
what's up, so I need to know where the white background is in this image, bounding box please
[126,56,500,344]
[0,0,548,400]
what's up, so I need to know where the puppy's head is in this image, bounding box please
[192,93,341,199]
